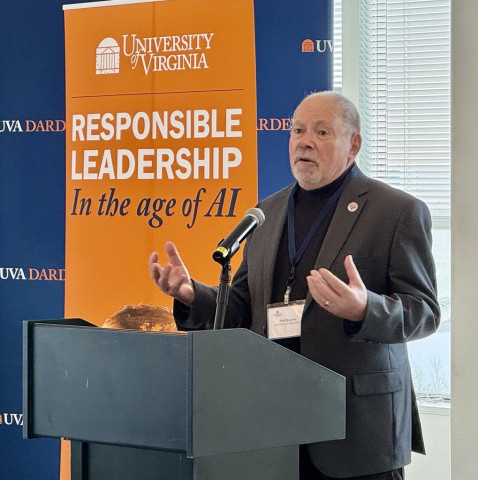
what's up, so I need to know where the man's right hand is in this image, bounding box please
[148,241,196,306]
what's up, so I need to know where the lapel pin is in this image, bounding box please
[347,202,358,213]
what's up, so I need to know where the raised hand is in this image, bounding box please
[306,255,367,322]
[149,241,196,306]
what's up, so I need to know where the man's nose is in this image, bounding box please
[298,133,314,149]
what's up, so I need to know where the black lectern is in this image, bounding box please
[23,319,345,480]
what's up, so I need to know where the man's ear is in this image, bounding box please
[349,133,362,159]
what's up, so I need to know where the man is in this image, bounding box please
[149,92,440,479]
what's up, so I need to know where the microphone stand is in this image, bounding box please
[213,262,231,330]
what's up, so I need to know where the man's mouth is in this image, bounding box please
[295,156,316,164]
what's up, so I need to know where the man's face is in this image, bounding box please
[289,95,361,190]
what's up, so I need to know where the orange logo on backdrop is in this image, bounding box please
[302,39,315,52]
[63,0,258,326]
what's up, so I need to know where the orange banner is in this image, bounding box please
[64,0,257,326]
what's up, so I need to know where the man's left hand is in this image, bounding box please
[306,255,368,322]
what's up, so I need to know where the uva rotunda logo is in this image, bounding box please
[96,37,120,74]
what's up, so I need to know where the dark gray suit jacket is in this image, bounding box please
[176,169,440,478]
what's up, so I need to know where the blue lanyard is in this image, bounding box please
[284,164,359,304]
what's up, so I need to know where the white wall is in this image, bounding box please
[451,2,478,479]
[407,406,450,480]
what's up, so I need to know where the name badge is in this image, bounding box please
[266,300,305,340]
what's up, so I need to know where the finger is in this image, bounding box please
[344,255,364,287]
[148,252,163,282]
[307,271,338,302]
[306,275,334,309]
[315,268,344,297]
[308,270,337,295]
[148,251,160,269]
[165,241,185,267]
[156,263,174,292]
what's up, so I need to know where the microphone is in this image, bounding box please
[212,208,265,265]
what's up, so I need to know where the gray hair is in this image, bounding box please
[294,91,361,135]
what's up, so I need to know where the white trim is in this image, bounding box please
[63,0,170,11]
[419,404,451,417]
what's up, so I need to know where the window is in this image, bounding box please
[359,0,450,227]
[336,0,451,403]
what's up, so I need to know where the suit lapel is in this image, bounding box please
[261,186,291,306]
[304,172,369,310]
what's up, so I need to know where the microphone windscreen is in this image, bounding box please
[245,207,265,227]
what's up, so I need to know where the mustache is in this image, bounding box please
[293,152,318,164]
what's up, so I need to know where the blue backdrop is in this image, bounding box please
[0,1,331,478]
